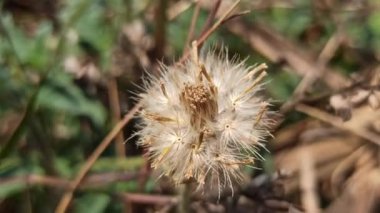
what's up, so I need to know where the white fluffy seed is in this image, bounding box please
[137,48,273,195]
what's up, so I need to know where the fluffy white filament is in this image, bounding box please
[137,47,272,195]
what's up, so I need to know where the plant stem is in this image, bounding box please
[178,183,191,213]
[152,0,168,61]
[107,78,125,157]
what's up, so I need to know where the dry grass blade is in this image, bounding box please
[300,150,320,213]
[296,104,380,145]
[326,169,380,213]
[275,134,361,195]
[330,145,368,195]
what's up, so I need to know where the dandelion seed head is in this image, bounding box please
[137,47,273,195]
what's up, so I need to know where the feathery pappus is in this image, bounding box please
[136,43,273,196]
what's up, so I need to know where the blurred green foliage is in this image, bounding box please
[0,0,379,212]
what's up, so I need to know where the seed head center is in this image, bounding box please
[180,83,218,129]
[183,84,210,110]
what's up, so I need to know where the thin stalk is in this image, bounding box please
[107,78,125,157]
[152,0,168,60]
[178,183,191,213]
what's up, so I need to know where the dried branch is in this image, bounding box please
[296,104,380,145]
[152,0,168,60]
[122,193,178,213]
[0,171,139,189]
[198,0,221,40]
[107,78,125,157]
[183,0,202,54]
[179,0,241,64]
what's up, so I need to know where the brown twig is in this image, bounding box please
[0,171,140,189]
[220,10,251,25]
[183,0,202,55]
[317,30,344,65]
[152,0,168,61]
[122,193,178,213]
[54,102,141,213]
[178,0,241,64]
[198,0,221,40]
[197,0,239,47]
[247,1,380,12]
[296,104,380,145]
[107,78,125,157]
[123,193,178,204]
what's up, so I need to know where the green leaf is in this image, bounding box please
[54,157,73,178]
[1,15,54,70]
[110,181,138,193]
[91,157,144,172]
[267,71,300,101]
[368,12,380,50]
[75,4,113,52]
[1,15,31,63]
[0,182,27,199]
[0,157,21,174]
[144,178,155,193]
[75,193,111,213]
[36,72,107,126]
[28,22,54,70]
[368,12,380,35]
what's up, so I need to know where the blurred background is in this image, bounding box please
[1,0,380,212]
